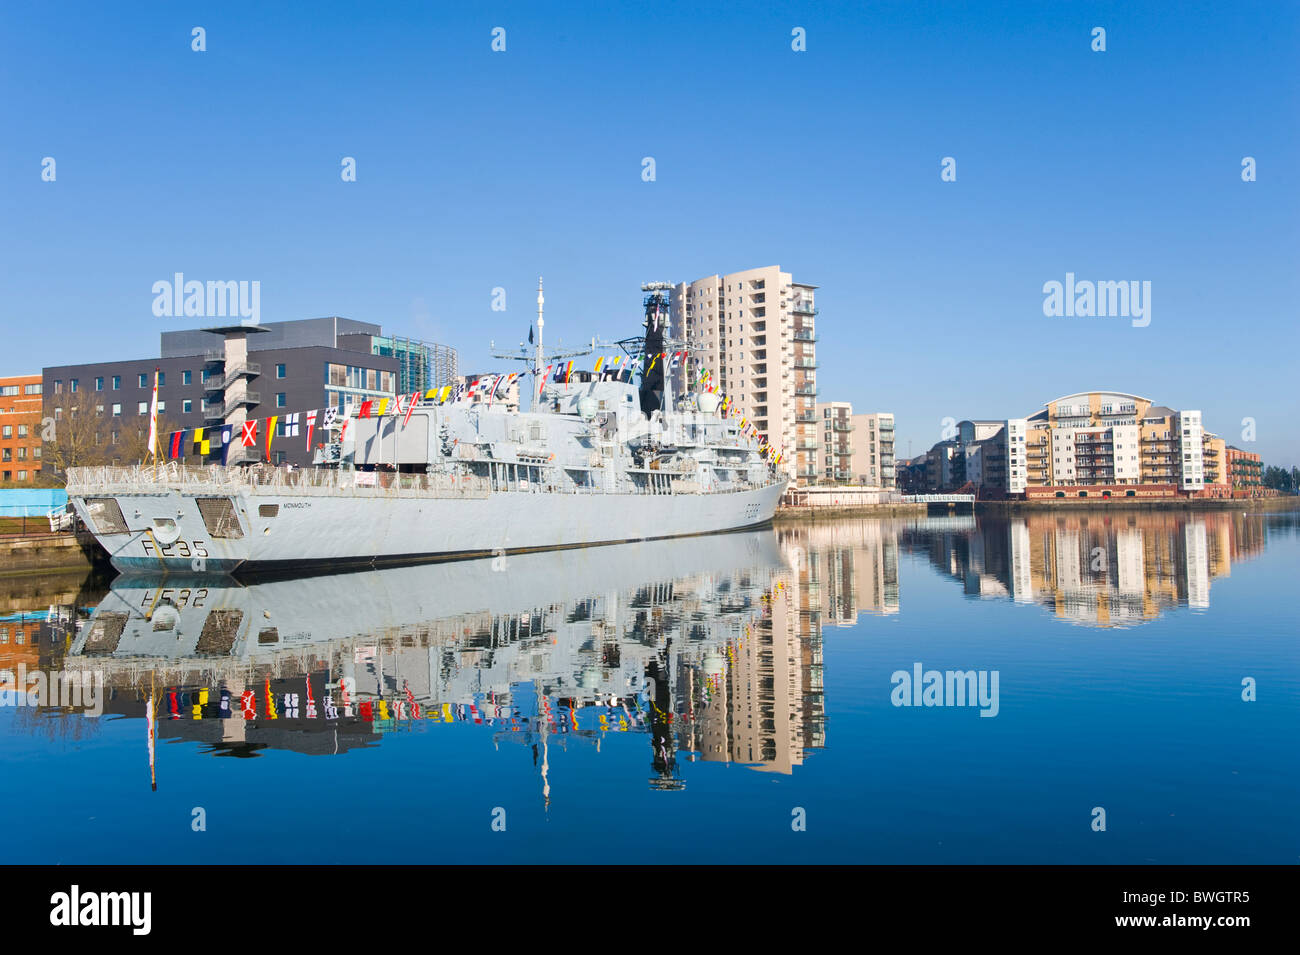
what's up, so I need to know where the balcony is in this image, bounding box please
[791,302,817,316]
[794,383,817,396]
[796,411,817,423]
[793,329,817,343]
[797,440,818,450]
[794,359,818,370]
[832,421,853,432]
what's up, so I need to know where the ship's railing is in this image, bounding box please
[66,462,784,499]
[66,463,494,500]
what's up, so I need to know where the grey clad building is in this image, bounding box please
[43,317,457,469]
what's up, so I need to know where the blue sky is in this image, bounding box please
[2,1,1296,465]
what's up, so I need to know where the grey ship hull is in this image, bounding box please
[71,479,787,575]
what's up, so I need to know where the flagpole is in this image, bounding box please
[150,367,159,480]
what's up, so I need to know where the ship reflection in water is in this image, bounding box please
[15,510,1276,788]
[47,530,828,788]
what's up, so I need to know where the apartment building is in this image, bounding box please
[1225,446,1263,492]
[673,266,818,484]
[808,403,898,487]
[852,413,896,489]
[1024,393,1224,493]
[922,391,1227,498]
[814,401,853,482]
[0,374,44,484]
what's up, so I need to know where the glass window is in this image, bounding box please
[54,380,62,393]
[70,378,79,392]
[138,402,147,415]
[182,370,192,385]
[112,376,120,390]
[276,393,286,408]
[24,383,41,395]
[138,373,147,388]
[276,363,286,378]
[158,372,165,386]
[182,399,192,413]
[1,426,10,438]
[112,403,121,416]
[95,377,104,391]
[17,425,27,438]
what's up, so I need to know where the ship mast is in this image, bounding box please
[535,277,544,386]
[491,275,592,413]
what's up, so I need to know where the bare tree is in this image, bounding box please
[42,394,180,478]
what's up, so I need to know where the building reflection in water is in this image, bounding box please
[898,510,1268,627]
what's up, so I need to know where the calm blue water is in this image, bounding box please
[2,509,1296,863]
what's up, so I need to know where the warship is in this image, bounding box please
[66,283,786,575]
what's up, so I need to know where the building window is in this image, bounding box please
[112,403,122,416]
[276,364,286,378]
[95,377,104,391]
[158,372,165,386]
[1,426,10,437]
[138,373,147,388]
[182,399,192,413]
[112,376,120,390]
[53,380,62,394]
[16,425,27,438]
[276,393,286,408]
[138,402,147,415]
[182,370,192,385]
[70,378,79,392]
[157,401,165,413]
